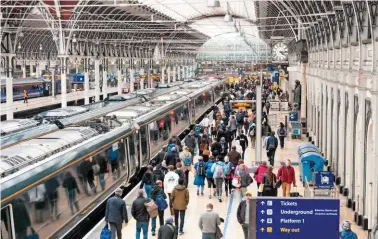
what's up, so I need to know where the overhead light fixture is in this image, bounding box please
[18,32,24,38]
[224,2,233,22]
[95,37,99,45]
[72,34,77,43]
[18,43,21,49]
[39,44,42,51]
[207,0,220,7]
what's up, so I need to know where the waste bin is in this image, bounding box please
[298,144,320,157]
[299,152,325,183]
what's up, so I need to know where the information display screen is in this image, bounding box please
[230,100,256,110]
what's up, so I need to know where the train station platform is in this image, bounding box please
[85,111,368,239]
[0,87,118,117]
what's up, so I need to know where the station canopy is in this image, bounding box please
[1,0,341,62]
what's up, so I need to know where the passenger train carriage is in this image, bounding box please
[0,79,225,239]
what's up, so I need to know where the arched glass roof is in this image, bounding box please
[196,32,270,61]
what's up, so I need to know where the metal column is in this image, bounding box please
[84,58,90,104]
[161,67,165,84]
[255,72,263,163]
[117,59,122,95]
[6,55,14,120]
[22,62,26,78]
[129,68,135,92]
[167,66,171,83]
[102,59,108,100]
[60,57,67,108]
[95,59,100,102]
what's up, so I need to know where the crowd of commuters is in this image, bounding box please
[103,78,355,239]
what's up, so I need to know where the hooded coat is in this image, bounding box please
[171,185,189,210]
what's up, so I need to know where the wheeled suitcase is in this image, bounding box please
[290,187,301,197]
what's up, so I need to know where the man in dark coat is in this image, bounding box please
[158,216,178,239]
[105,188,128,239]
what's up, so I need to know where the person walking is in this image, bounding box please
[23,90,28,103]
[179,146,192,187]
[171,178,189,235]
[198,203,222,239]
[265,131,278,166]
[224,157,234,197]
[140,165,154,199]
[248,123,256,148]
[265,101,270,115]
[277,122,287,149]
[151,180,167,236]
[158,216,178,239]
[262,166,277,196]
[236,130,248,159]
[224,126,234,150]
[164,165,179,215]
[205,156,217,199]
[237,192,252,239]
[235,164,253,198]
[261,122,272,140]
[211,140,222,158]
[277,159,296,197]
[340,221,358,239]
[184,131,196,154]
[105,188,128,239]
[166,147,179,169]
[253,161,268,196]
[194,156,206,196]
[227,115,238,138]
[175,162,186,186]
[131,189,150,239]
[227,146,241,166]
[152,164,165,188]
[211,157,226,202]
[219,137,228,157]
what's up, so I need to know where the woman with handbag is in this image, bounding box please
[262,166,278,197]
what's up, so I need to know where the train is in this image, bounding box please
[0,78,226,239]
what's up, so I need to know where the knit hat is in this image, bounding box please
[165,216,174,223]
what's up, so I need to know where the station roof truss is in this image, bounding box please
[1,0,377,62]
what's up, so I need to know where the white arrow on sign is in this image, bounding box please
[261,219,265,223]
[260,201,265,205]
[261,210,265,214]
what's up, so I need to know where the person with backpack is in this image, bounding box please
[211,140,222,157]
[179,147,192,187]
[211,157,227,202]
[224,126,234,150]
[199,139,209,156]
[340,221,358,239]
[131,189,150,239]
[277,122,287,149]
[158,216,177,239]
[164,166,179,215]
[227,145,241,166]
[261,122,272,140]
[105,188,128,239]
[236,130,248,159]
[205,155,217,199]
[151,180,167,236]
[236,111,244,128]
[219,137,229,157]
[235,164,253,198]
[171,178,189,235]
[266,131,278,166]
[193,156,206,196]
[165,147,179,169]
[108,148,120,179]
[249,123,256,148]
[140,166,154,199]
[262,166,278,196]
[153,164,165,189]
[224,157,235,197]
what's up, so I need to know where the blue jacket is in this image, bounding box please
[340,231,358,239]
[205,160,216,178]
[105,195,128,224]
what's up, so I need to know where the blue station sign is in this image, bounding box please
[255,198,340,239]
[289,112,299,121]
[314,171,335,189]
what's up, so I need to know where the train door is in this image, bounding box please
[127,133,139,177]
[1,205,15,239]
[139,126,150,167]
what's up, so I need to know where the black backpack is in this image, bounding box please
[197,162,206,176]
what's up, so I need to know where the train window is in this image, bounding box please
[1,205,14,239]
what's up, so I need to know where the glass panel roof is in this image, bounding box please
[196,32,270,61]
[139,0,256,22]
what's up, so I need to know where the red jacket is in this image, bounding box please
[277,166,296,184]
[254,165,268,184]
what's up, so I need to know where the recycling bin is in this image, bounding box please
[298,144,320,157]
[299,152,325,183]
